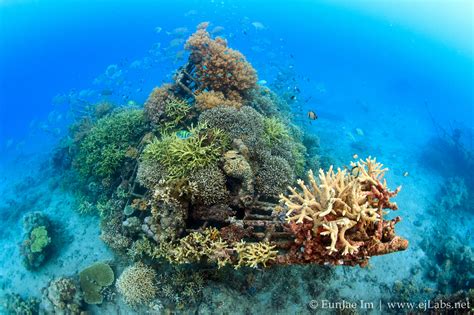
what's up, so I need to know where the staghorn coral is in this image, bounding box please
[79,262,114,304]
[255,154,295,199]
[235,241,278,269]
[185,25,257,102]
[195,90,242,111]
[75,109,147,182]
[262,117,290,146]
[277,157,407,266]
[116,263,158,306]
[164,227,232,268]
[188,165,229,205]
[142,123,228,180]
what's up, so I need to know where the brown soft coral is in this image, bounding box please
[185,25,257,102]
[277,157,407,267]
[195,91,242,110]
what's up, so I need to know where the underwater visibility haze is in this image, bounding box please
[0,0,473,314]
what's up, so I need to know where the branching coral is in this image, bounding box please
[142,123,229,180]
[75,109,146,182]
[116,263,158,306]
[185,25,257,102]
[262,117,290,146]
[277,157,407,266]
[164,227,232,268]
[235,241,278,269]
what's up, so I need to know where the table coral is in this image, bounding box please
[277,157,408,266]
[79,262,114,304]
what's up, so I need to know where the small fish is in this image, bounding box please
[176,130,192,140]
[290,95,296,100]
[352,154,359,159]
[258,79,267,85]
[308,111,318,120]
[351,166,361,177]
[403,171,409,177]
[294,87,300,93]
[100,89,113,96]
[251,21,265,30]
[155,26,162,34]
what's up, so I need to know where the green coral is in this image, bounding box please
[79,262,114,304]
[30,226,51,253]
[142,123,229,180]
[160,97,191,132]
[75,109,147,181]
[263,117,290,145]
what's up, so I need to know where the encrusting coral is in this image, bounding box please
[276,157,408,266]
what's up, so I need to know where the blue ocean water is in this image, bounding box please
[0,0,473,313]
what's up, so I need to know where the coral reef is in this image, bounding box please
[20,212,53,270]
[79,262,114,304]
[51,25,413,315]
[43,277,85,314]
[276,157,407,266]
[116,263,158,306]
